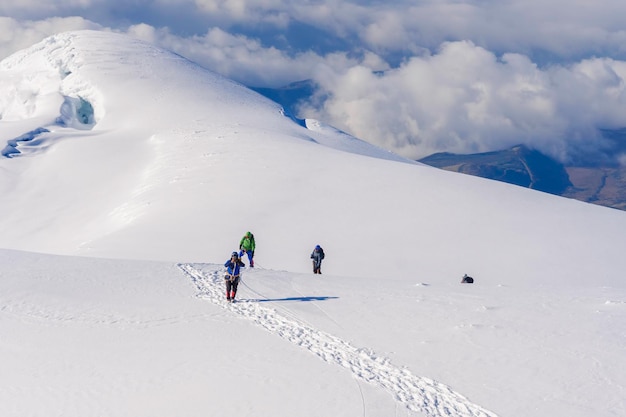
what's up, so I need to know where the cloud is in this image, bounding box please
[0,1,93,16]
[4,1,626,61]
[0,16,102,59]
[299,41,626,162]
[3,1,626,65]
[192,0,290,26]
[126,23,389,87]
[350,1,626,62]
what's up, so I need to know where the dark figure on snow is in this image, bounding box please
[239,231,256,267]
[461,274,474,284]
[311,245,325,274]
[225,252,245,301]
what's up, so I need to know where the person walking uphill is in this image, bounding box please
[239,231,256,267]
[224,252,245,302]
[310,245,325,274]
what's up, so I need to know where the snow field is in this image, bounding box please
[181,263,501,417]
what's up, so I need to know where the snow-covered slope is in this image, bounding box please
[0,30,413,271]
[1,31,625,417]
[1,31,625,283]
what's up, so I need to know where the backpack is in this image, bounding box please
[461,274,474,283]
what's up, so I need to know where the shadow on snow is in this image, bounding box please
[249,296,339,303]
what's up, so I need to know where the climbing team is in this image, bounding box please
[223,231,328,301]
[222,231,474,302]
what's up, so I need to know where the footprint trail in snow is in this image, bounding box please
[179,263,499,417]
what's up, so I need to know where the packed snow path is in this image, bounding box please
[179,264,499,417]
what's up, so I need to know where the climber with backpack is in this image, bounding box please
[224,251,245,302]
[239,231,256,267]
[310,244,325,274]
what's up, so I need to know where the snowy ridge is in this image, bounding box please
[179,263,500,417]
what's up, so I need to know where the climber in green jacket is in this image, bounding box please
[239,231,256,267]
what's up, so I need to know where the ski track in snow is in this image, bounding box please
[179,263,499,417]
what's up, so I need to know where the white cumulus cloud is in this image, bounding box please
[300,41,626,162]
[0,16,102,59]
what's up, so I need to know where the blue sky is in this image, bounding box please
[2,0,626,161]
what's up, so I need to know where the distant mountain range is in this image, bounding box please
[419,145,626,211]
[253,82,626,211]
[420,145,572,194]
